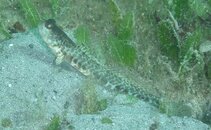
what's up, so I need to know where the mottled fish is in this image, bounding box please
[39,19,160,107]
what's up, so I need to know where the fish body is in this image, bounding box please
[39,19,160,107]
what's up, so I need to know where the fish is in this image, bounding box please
[39,19,161,107]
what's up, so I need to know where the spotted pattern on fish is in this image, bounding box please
[39,19,161,107]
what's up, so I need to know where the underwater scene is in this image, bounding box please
[0,0,211,129]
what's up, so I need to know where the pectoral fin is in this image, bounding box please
[55,52,64,65]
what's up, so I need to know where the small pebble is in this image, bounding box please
[9,44,13,47]
[28,44,34,49]
[8,84,12,87]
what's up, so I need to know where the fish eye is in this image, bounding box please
[45,19,56,29]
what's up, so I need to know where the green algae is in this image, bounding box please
[19,0,41,27]
[101,117,113,124]
[44,115,61,130]
[1,118,12,128]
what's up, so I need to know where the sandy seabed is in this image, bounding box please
[0,30,210,130]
